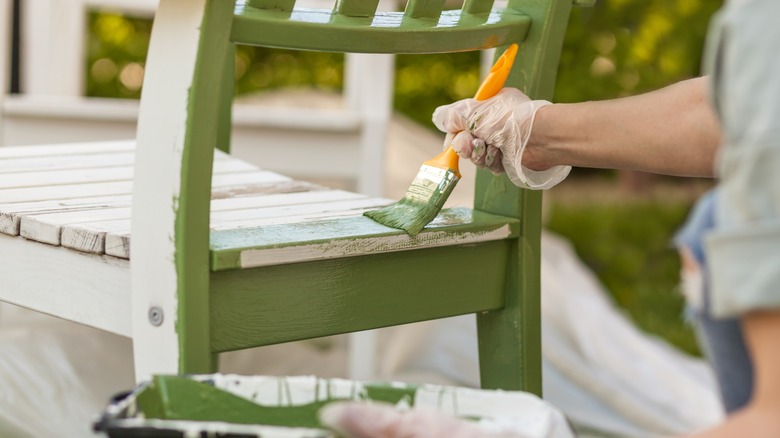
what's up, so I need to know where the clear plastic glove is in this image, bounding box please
[432,88,571,190]
[319,402,531,438]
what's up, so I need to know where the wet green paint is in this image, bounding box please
[210,208,518,271]
[209,240,510,352]
[123,376,420,431]
[174,0,235,375]
[363,165,459,237]
[473,0,579,397]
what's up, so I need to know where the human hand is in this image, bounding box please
[432,88,570,190]
[319,401,528,438]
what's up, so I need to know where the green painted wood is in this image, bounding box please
[463,0,495,15]
[231,6,530,54]
[135,376,419,427]
[144,376,329,427]
[403,0,446,19]
[209,208,519,271]
[334,0,380,18]
[474,0,575,397]
[209,241,509,352]
[246,0,295,12]
[216,43,235,154]
[175,0,235,375]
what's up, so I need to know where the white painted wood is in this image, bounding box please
[0,233,131,337]
[0,148,238,174]
[23,189,361,249]
[0,159,257,189]
[0,139,135,158]
[104,197,391,259]
[0,170,287,204]
[21,0,85,96]
[0,194,132,235]
[131,0,208,381]
[56,191,374,256]
[0,180,134,203]
[21,206,132,245]
[0,151,136,173]
[0,166,135,189]
[346,53,394,197]
[0,0,11,156]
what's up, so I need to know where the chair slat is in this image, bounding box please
[334,0,380,18]
[232,7,530,54]
[246,0,295,12]
[403,0,446,19]
[463,0,495,14]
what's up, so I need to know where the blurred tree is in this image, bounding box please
[86,1,723,125]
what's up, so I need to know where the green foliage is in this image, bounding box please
[233,46,344,96]
[86,13,151,98]
[545,192,700,356]
[555,1,722,102]
[394,52,482,130]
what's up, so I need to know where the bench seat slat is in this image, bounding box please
[211,208,519,270]
[26,190,370,249]
[0,140,135,159]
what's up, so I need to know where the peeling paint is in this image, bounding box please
[239,224,512,269]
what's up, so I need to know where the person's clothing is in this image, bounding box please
[676,191,753,413]
[704,0,780,317]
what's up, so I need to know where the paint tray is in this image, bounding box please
[94,374,574,438]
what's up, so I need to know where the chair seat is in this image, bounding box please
[0,140,518,271]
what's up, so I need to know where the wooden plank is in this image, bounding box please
[0,233,131,337]
[96,196,388,258]
[0,158,258,189]
[0,179,320,236]
[58,190,364,253]
[0,180,135,204]
[211,208,519,270]
[21,206,134,245]
[0,144,233,174]
[0,194,133,235]
[209,241,509,352]
[0,167,135,189]
[0,140,135,159]
[0,152,135,174]
[231,8,530,54]
[0,171,289,204]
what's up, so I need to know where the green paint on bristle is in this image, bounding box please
[364,165,460,236]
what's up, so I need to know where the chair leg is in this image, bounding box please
[476,235,543,395]
[475,189,543,396]
[132,0,234,382]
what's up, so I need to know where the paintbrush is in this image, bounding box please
[364,43,518,236]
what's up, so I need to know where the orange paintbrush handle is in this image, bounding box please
[424,43,519,176]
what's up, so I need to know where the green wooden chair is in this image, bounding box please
[0,0,583,396]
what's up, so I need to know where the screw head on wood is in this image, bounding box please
[148,307,164,326]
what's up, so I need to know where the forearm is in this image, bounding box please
[526,77,721,177]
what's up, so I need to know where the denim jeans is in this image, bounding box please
[675,191,753,413]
